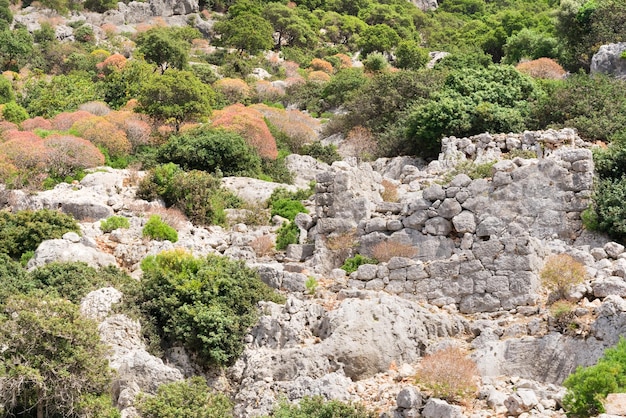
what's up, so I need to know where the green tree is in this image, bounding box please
[357,24,400,58]
[0,0,12,31]
[214,12,274,54]
[157,126,262,176]
[136,27,195,74]
[23,73,102,118]
[0,294,117,418]
[2,101,29,124]
[137,70,215,131]
[132,250,284,367]
[503,28,560,64]
[0,28,34,72]
[263,3,318,49]
[136,377,233,418]
[394,40,429,70]
[101,59,152,109]
[320,12,367,47]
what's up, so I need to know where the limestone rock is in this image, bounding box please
[591,43,626,79]
[285,154,329,188]
[80,287,123,321]
[422,398,464,418]
[27,239,117,270]
[396,386,423,409]
[409,0,438,11]
[222,177,298,204]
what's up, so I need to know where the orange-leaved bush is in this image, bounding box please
[213,78,251,105]
[211,104,277,159]
[51,110,92,131]
[43,134,105,177]
[516,58,566,80]
[78,101,111,117]
[20,116,53,132]
[0,131,49,170]
[105,110,153,149]
[308,70,331,83]
[252,103,319,149]
[96,53,127,76]
[71,116,131,158]
[310,58,334,74]
[253,80,285,103]
[334,53,353,69]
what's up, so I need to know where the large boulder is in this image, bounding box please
[591,43,626,79]
[409,0,438,11]
[27,238,118,270]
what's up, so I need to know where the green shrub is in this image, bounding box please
[276,222,299,250]
[143,215,178,243]
[300,142,342,165]
[540,254,588,300]
[264,396,376,418]
[0,253,30,305]
[270,199,307,222]
[260,156,294,184]
[341,254,378,274]
[100,215,130,233]
[132,249,284,367]
[305,277,318,295]
[563,338,626,417]
[27,262,137,304]
[593,178,626,242]
[267,184,315,208]
[0,209,80,260]
[157,127,262,177]
[136,377,233,418]
[138,165,242,226]
[2,101,29,124]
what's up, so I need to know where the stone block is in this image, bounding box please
[437,198,463,219]
[422,398,464,418]
[357,263,378,281]
[424,217,452,236]
[285,244,315,261]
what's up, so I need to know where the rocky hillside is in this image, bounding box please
[4,128,626,417]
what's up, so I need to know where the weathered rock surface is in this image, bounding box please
[591,43,626,79]
[27,238,118,270]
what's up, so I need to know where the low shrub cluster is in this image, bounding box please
[540,254,587,300]
[0,209,79,260]
[142,215,178,243]
[415,347,479,404]
[371,240,417,263]
[99,215,130,233]
[341,254,378,274]
[129,250,284,367]
[276,222,299,250]
[270,199,307,222]
[563,337,626,417]
[264,396,376,418]
[137,163,242,226]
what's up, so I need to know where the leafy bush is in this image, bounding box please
[0,294,115,418]
[0,253,29,304]
[415,347,479,403]
[136,377,233,418]
[541,254,588,300]
[0,209,80,260]
[270,198,307,222]
[143,215,178,242]
[157,127,262,177]
[133,250,284,366]
[100,215,130,233]
[341,254,378,274]
[267,184,315,208]
[300,142,341,164]
[28,262,137,304]
[138,165,241,226]
[276,222,299,250]
[2,101,29,124]
[563,338,626,417]
[265,396,376,418]
[43,134,105,178]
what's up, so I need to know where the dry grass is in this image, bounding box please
[381,179,399,203]
[540,253,588,300]
[326,229,358,251]
[250,235,275,257]
[371,240,417,263]
[415,347,479,404]
[131,203,188,230]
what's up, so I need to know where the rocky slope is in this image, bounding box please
[4,128,626,418]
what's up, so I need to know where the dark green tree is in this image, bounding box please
[0,0,12,31]
[0,74,14,104]
[0,294,117,418]
[357,24,400,58]
[137,70,215,131]
[395,40,429,70]
[136,27,193,74]
[214,12,274,54]
[0,28,34,72]
[262,3,318,49]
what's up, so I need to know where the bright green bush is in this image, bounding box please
[341,254,378,274]
[157,127,262,177]
[265,396,376,418]
[0,209,80,260]
[267,184,315,208]
[136,377,233,418]
[2,101,29,124]
[276,222,299,250]
[270,199,307,222]
[134,249,284,366]
[300,142,342,165]
[100,215,130,233]
[142,215,178,242]
[563,338,626,417]
[28,262,137,304]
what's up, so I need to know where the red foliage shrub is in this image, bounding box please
[0,121,19,140]
[71,116,132,158]
[96,53,127,76]
[51,110,92,131]
[516,58,566,80]
[100,23,118,38]
[214,78,251,104]
[0,132,48,170]
[0,153,17,183]
[211,104,278,159]
[105,111,153,148]
[284,76,305,88]
[253,80,285,103]
[43,134,105,177]
[310,58,334,74]
[282,61,300,77]
[308,71,331,83]
[334,53,353,69]
[20,116,53,132]
[78,101,111,116]
[252,104,318,148]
